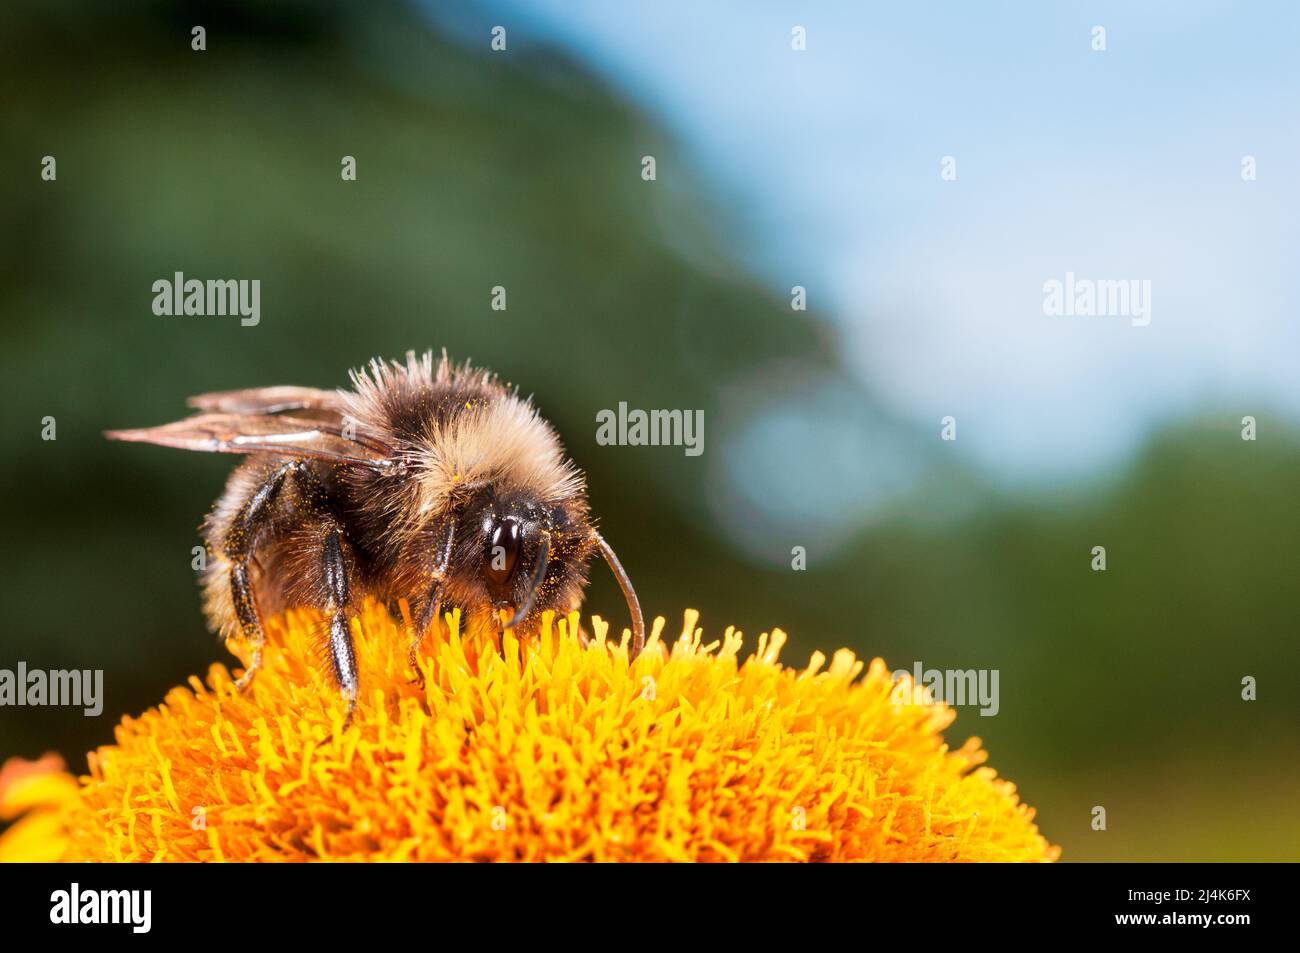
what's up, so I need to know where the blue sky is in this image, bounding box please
[464,1,1300,485]
[414,0,1300,564]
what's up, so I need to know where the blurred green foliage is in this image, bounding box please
[2,0,1295,861]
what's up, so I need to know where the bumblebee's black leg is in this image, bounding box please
[225,461,300,690]
[409,516,456,686]
[229,565,263,690]
[321,525,359,725]
[225,459,340,691]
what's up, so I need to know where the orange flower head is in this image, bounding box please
[0,601,1058,862]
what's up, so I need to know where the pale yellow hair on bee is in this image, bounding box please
[340,350,585,525]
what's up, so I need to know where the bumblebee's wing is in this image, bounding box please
[105,413,394,469]
[186,385,344,416]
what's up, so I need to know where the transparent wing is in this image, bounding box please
[186,385,345,416]
[105,413,394,468]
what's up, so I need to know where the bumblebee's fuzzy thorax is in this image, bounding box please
[340,352,586,544]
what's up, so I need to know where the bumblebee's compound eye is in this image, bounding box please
[485,518,521,587]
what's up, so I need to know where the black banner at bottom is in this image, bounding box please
[0,860,1281,941]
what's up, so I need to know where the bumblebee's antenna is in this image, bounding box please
[504,529,551,631]
[593,531,645,659]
